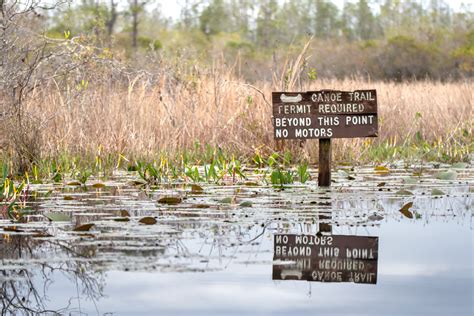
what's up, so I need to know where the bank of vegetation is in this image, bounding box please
[0,0,472,178]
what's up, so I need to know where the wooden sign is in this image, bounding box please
[272,234,379,284]
[272,90,378,140]
[271,89,378,186]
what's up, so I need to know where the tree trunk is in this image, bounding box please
[132,0,138,50]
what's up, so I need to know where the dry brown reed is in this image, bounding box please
[20,65,471,164]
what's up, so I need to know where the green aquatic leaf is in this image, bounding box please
[402,177,418,184]
[451,162,467,169]
[44,213,72,222]
[219,197,234,204]
[239,201,253,207]
[395,189,414,196]
[368,214,384,221]
[435,171,457,180]
[244,181,259,186]
[337,169,355,180]
[431,188,445,196]
[337,170,349,177]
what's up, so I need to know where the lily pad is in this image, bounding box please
[399,202,414,218]
[451,162,467,169]
[192,204,211,209]
[374,165,390,174]
[139,217,157,225]
[244,181,259,186]
[67,181,82,186]
[402,177,418,184]
[73,223,95,232]
[431,188,445,196]
[337,170,349,177]
[158,196,182,204]
[191,184,204,194]
[368,214,384,221]
[219,197,234,204]
[114,217,130,222]
[395,189,414,196]
[435,171,457,180]
[239,201,253,207]
[120,210,130,217]
[44,213,72,222]
[128,179,148,186]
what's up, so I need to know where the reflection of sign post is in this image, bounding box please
[272,90,378,186]
[272,234,379,284]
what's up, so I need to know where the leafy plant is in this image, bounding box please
[270,168,294,188]
[185,166,202,183]
[1,165,29,221]
[297,163,310,184]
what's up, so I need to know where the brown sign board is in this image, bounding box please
[272,234,379,284]
[272,90,378,140]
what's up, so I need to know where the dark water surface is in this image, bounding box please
[1,164,472,315]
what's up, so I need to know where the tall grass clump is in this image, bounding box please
[0,37,471,172]
[21,64,471,165]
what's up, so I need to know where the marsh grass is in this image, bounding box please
[0,39,472,176]
[23,75,471,165]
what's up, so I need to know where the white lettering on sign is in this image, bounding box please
[278,104,311,114]
[348,91,376,101]
[350,272,376,283]
[275,246,312,257]
[345,115,375,125]
[311,270,343,282]
[317,247,340,257]
[295,128,333,138]
[295,235,333,246]
[317,116,340,126]
[275,129,288,138]
[275,117,311,127]
[346,248,375,259]
[311,92,342,103]
[318,259,365,271]
[317,103,365,114]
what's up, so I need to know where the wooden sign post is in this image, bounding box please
[272,90,378,186]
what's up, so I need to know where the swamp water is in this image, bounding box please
[1,164,472,315]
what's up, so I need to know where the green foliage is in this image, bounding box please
[270,168,294,189]
[0,165,28,221]
[43,0,472,80]
[297,163,310,184]
[379,35,439,80]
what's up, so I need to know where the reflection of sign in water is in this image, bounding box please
[272,234,379,284]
